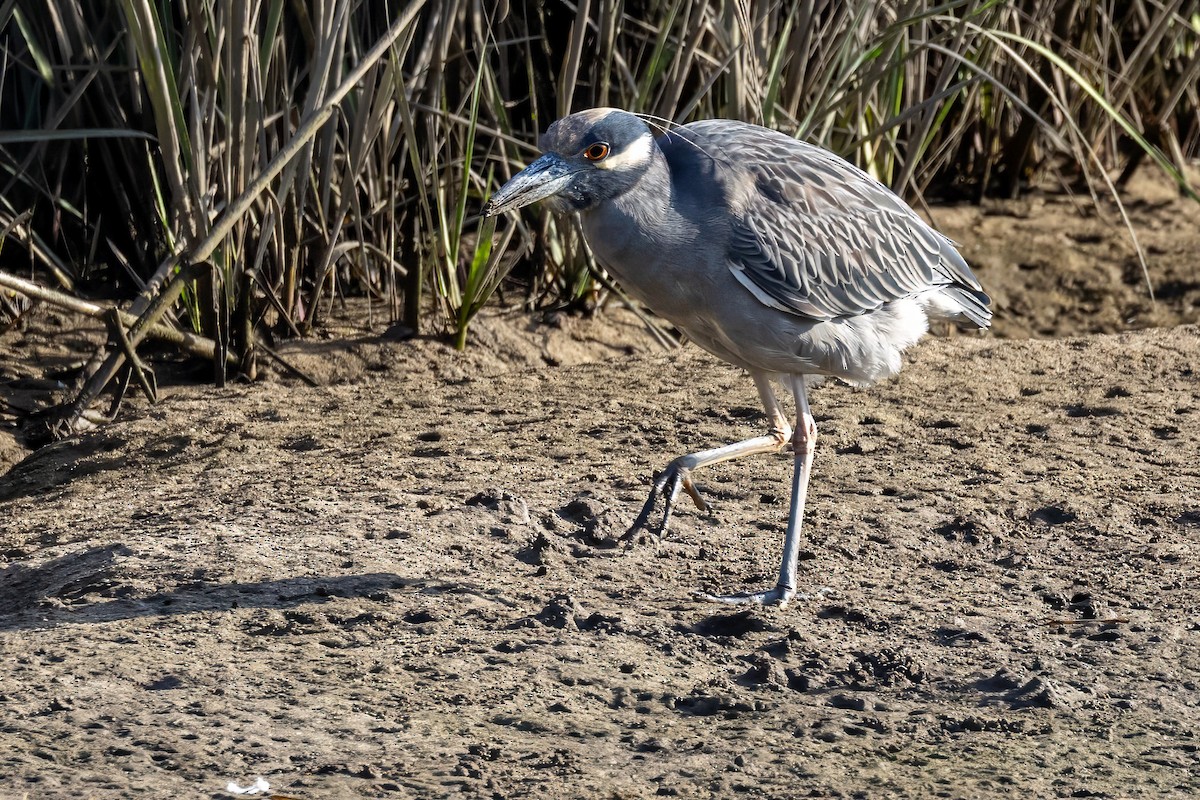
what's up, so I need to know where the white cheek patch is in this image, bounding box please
[595,133,653,171]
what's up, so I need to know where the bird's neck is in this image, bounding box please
[598,147,674,229]
[579,146,692,295]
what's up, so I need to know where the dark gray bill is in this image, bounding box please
[483,153,578,217]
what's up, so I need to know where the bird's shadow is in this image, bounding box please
[0,543,445,632]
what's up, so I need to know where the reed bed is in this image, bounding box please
[0,0,1197,430]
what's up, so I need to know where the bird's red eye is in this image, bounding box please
[584,142,610,161]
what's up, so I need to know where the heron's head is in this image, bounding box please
[483,108,655,217]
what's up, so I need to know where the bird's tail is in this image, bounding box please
[924,285,993,330]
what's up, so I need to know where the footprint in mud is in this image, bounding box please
[515,532,561,566]
[1063,404,1122,418]
[690,610,773,638]
[555,493,621,547]
[844,648,926,688]
[672,693,756,718]
[1030,505,1077,526]
[465,487,531,525]
[816,604,890,632]
[527,594,623,633]
[976,670,1080,710]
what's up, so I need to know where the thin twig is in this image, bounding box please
[256,343,320,387]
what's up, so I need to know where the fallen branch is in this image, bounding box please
[0,270,236,366]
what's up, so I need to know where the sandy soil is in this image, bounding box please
[1,172,1199,798]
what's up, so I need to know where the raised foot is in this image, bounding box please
[696,585,803,607]
[621,459,709,544]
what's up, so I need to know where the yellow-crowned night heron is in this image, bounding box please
[484,108,991,606]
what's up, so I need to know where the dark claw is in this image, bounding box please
[622,460,709,545]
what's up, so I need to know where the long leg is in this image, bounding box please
[703,374,816,606]
[624,371,791,542]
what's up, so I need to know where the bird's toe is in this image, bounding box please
[622,460,707,545]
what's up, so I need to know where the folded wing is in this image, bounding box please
[676,120,991,328]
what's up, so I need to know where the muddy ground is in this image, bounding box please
[1,169,1199,798]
